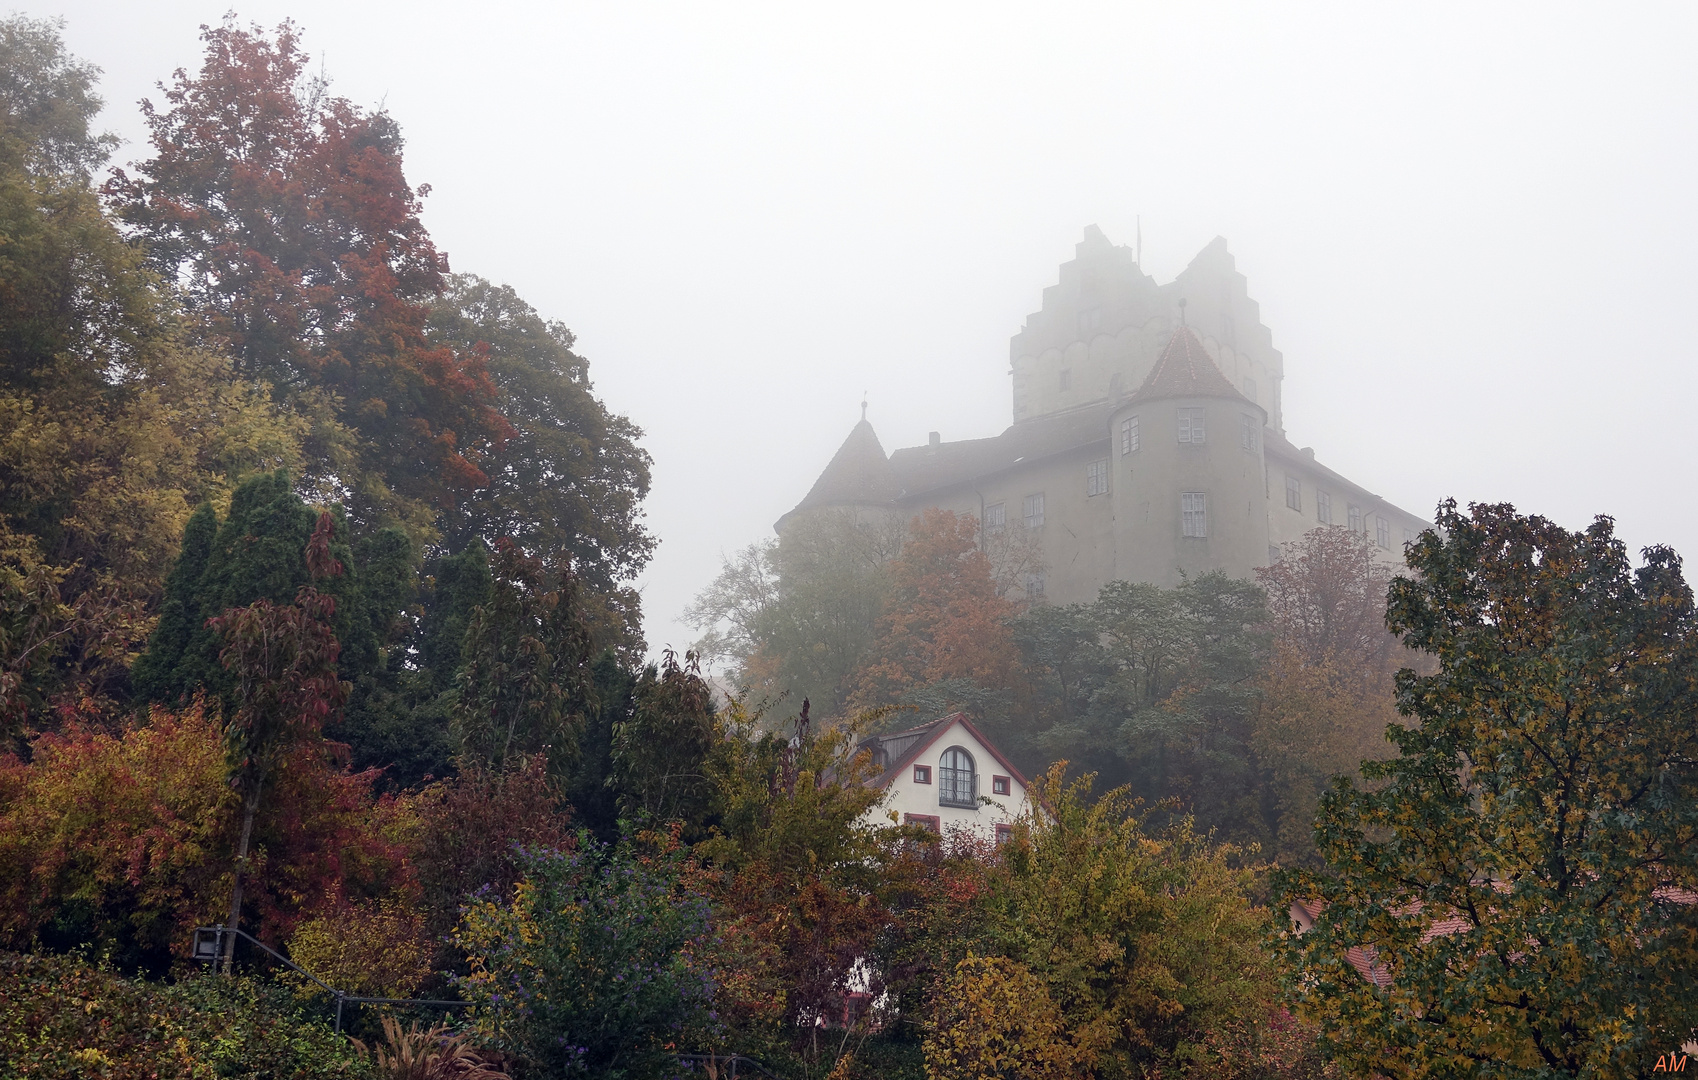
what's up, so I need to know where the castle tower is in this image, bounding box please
[1109,325,1270,586]
[1010,228,1286,436]
[773,411,904,535]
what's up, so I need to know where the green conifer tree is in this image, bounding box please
[130,501,218,702]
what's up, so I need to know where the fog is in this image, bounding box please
[39,1,1698,657]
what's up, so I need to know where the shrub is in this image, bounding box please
[0,703,234,974]
[923,954,1083,1080]
[454,832,715,1079]
[0,949,370,1078]
[0,702,418,973]
[287,897,432,1000]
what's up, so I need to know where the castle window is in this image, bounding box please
[1316,491,1332,525]
[1243,377,1257,403]
[991,775,1011,796]
[1086,459,1109,497]
[1241,414,1258,452]
[995,823,1013,846]
[913,765,932,784]
[1178,408,1206,445]
[1404,527,1420,546]
[1348,504,1364,534]
[1024,572,1046,598]
[1121,416,1140,455]
[984,502,1005,532]
[1284,475,1301,512]
[1023,493,1045,528]
[1376,516,1391,549]
[1059,369,1072,391]
[1181,492,1208,538]
[1078,307,1102,336]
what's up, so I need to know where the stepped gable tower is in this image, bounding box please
[1109,324,1270,587]
[1010,228,1284,436]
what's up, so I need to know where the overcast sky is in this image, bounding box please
[38,1,1698,658]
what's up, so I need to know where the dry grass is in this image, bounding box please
[351,1015,507,1080]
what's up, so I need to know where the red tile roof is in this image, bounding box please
[1127,325,1258,408]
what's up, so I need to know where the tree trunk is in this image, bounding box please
[221,783,263,975]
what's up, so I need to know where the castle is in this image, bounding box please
[778,226,1427,606]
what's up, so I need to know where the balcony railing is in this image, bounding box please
[938,767,978,809]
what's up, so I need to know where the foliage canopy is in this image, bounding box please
[1280,502,1698,1079]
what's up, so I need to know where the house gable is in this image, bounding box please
[859,712,1030,840]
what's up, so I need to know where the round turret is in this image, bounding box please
[1109,326,1269,586]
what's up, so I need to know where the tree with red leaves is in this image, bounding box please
[207,511,348,971]
[108,18,508,530]
[0,696,414,976]
[850,508,1018,709]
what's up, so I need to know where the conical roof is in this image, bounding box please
[789,418,904,514]
[1126,324,1256,407]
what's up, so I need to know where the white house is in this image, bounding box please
[857,712,1031,843]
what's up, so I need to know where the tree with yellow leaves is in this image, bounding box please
[0,16,303,732]
[976,765,1278,1078]
[1279,502,1698,1078]
[1254,526,1411,866]
[924,954,1083,1080]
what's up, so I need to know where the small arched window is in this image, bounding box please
[938,748,977,808]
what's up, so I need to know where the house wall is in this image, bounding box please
[869,718,1028,841]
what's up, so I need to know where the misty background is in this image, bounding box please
[35,1,1698,660]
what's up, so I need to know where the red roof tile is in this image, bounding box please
[1127,325,1258,408]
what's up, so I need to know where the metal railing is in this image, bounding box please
[191,926,468,1034]
[679,1054,784,1078]
[938,767,977,808]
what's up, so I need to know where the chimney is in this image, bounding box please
[928,431,941,448]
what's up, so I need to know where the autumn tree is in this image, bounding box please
[427,275,654,649]
[0,696,411,975]
[1254,527,1409,865]
[978,765,1277,1078]
[1,17,302,729]
[924,954,1084,1080]
[696,700,900,1062]
[207,511,350,971]
[0,700,233,972]
[109,18,508,534]
[1279,502,1698,1078]
[850,508,1017,711]
[409,753,573,973]
[453,540,595,777]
